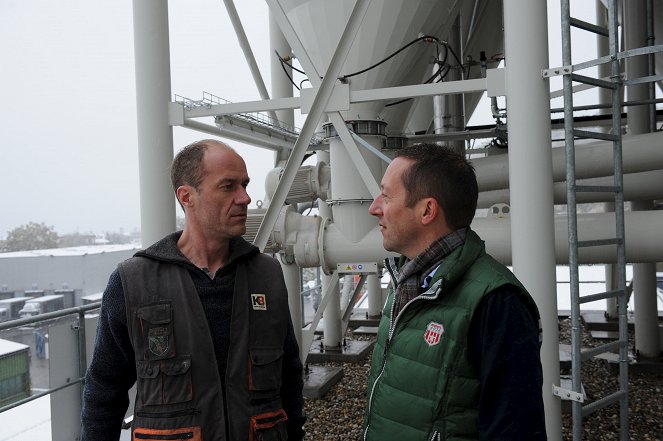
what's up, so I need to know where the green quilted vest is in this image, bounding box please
[363,230,538,441]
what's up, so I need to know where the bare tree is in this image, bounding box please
[1,222,59,252]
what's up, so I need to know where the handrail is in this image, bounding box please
[0,301,101,331]
[0,301,102,415]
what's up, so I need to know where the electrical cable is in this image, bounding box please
[275,50,305,91]
[445,44,467,79]
[340,35,440,80]
[384,54,449,108]
[278,57,300,91]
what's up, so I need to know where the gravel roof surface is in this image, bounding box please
[303,322,663,440]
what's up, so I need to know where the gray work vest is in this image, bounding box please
[120,253,290,441]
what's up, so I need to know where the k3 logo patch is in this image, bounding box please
[424,321,444,346]
[251,293,267,310]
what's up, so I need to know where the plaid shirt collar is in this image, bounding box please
[393,227,468,316]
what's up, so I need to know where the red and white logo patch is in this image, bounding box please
[424,321,444,346]
[251,293,267,310]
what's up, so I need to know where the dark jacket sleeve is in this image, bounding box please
[80,269,136,441]
[281,316,306,440]
[468,285,547,441]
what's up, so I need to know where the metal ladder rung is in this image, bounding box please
[582,390,628,418]
[573,129,619,141]
[579,289,625,304]
[574,185,621,193]
[580,340,623,361]
[577,238,622,248]
[571,73,617,89]
[623,73,663,86]
[570,17,609,37]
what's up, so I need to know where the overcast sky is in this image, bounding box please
[0,1,596,239]
[1,0,279,238]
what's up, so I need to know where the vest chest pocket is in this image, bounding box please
[137,357,192,406]
[248,348,284,392]
[136,302,177,360]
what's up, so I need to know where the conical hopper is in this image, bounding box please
[283,0,461,122]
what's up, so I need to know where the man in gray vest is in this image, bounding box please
[81,140,305,440]
[363,143,546,440]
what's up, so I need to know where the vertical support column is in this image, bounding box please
[443,17,465,155]
[625,0,659,358]
[503,1,561,439]
[133,0,175,246]
[597,0,618,318]
[270,10,302,354]
[367,273,382,318]
[321,272,342,350]
[270,12,294,128]
[315,179,342,351]
[270,11,294,164]
[280,258,303,354]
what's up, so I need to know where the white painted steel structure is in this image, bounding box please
[139,0,663,439]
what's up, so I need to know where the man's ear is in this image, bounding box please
[419,197,439,226]
[176,185,193,209]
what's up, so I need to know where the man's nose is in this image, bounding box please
[368,197,380,216]
[237,187,251,205]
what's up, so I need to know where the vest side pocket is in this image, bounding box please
[161,356,193,404]
[136,360,161,406]
[248,348,284,392]
[137,356,193,406]
[249,409,288,441]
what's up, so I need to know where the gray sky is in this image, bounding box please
[1,0,276,238]
[0,0,595,239]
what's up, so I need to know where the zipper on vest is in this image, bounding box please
[430,431,440,441]
[364,259,404,441]
[135,408,200,419]
[364,263,443,441]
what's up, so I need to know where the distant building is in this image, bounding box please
[0,243,140,302]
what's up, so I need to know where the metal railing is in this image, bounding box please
[173,91,323,146]
[0,302,101,415]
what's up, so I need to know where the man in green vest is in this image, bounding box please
[363,143,547,440]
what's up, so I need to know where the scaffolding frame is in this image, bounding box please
[547,0,663,439]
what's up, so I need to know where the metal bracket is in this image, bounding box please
[542,65,573,78]
[552,384,584,403]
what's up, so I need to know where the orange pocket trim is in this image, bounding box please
[250,408,289,431]
[133,426,202,441]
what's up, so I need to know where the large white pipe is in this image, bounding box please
[477,169,663,207]
[474,211,663,265]
[133,0,176,245]
[625,0,660,359]
[504,0,560,436]
[473,131,663,192]
[274,209,663,270]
